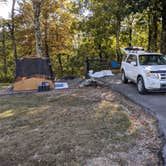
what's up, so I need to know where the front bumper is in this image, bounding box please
[145,78,166,91]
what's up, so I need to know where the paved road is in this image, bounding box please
[108,75,166,164]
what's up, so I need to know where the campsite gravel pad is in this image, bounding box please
[0,88,163,166]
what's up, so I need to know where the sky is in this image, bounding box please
[0,0,12,19]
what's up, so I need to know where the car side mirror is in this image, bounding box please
[131,61,137,66]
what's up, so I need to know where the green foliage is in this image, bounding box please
[0,0,164,81]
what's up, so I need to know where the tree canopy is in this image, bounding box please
[0,0,165,81]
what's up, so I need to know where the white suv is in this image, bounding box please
[121,50,166,94]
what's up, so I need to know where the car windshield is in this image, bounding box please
[139,54,166,65]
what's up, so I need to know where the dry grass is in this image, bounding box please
[0,88,163,166]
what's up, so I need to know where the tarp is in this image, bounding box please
[88,70,114,78]
[16,57,53,79]
[55,82,69,90]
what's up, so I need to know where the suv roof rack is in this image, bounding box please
[125,47,144,51]
[121,47,150,54]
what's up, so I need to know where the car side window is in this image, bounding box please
[121,50,128,61]
[122,54,128,61]
[126,55,137,65]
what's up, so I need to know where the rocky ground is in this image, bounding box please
[0,83,163,166]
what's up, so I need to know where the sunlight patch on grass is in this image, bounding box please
[91,99,134,144]
[97,100,121,112]
[0,109,14,119]
[98,100,113,110]
[98,113,133,145]
[27,105,50,116]
[94,100,122,120]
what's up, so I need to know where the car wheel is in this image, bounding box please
[137,77,147,94]
[121,70,128,83]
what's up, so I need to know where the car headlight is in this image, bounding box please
[146,72,159,79]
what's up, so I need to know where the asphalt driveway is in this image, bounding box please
[107,74,166,164]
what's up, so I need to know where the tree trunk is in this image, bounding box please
[116,20,121,62]
[161,0,166,54]
[58,54,63,76]
[128,15,134,47]
[148,13,152,51]
[33,0,42,56]
[129,27,132,47]
[44,19,49,57]
[152,12,158,52]
[11,0,17,62]
[85,57,90,79]
[98,43,102,61]
[2,24,7,79]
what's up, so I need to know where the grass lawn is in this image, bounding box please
[0,88,163,166]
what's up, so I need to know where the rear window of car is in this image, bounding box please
[126,54,137,63]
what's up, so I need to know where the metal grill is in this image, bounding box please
[160,73,166,80]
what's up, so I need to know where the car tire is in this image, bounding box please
[137,76,147,94]
[121,70,128,83]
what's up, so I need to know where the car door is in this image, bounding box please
[126,54,138,81]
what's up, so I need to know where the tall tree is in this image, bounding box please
[11,0,17,62]
[32,0,43,56]
[1,22,7,79]
[5,0,17,63]
[161,0,166,54]
[41,0,50,57]
[146,0,160,52]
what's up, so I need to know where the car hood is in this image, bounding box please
[143,65,166,73]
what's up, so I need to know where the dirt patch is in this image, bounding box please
[0,87,163,166]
